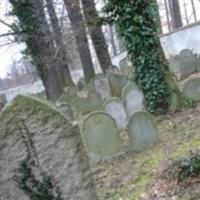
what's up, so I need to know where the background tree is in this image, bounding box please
[81,0,112,73]
[64,0,95,82]
[103,0,182,114]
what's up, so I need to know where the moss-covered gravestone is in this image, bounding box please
[122,85,145,118]
[82,112,122,157]
[104,97,128,129]
[87,90,103,111]
[0,96,98,200]
[127,111,158,152]
[183,78,200,101]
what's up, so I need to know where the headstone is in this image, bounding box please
[77,77,86,90]
[127,111,158,152]
[108,73,128,97]
[169,49,198,80]
[0,95,97,200]
[63,85,78,96]
[0,94,6,111]
[87,90,103,111]
[90,75,111,100]
[82,111,122,157]
[183,78,200,101]
[122,85,145,117]
[56,102,74,120]
[104,97,128,129]
[106,65,120,75]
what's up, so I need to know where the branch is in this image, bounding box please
[0,31,24,38]
[0,19,15,30]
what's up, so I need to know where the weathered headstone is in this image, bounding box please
[0,95,97,200]
[127,111,158,152]
[0,94,6,111]
[106,65,120,75]
[104,97,128,129]
[82,111,122,157]
[183,78,200,101]
[87,90,103,111]
[108,73,128,97]
[89,75,111,100]
[122,85,145,117]
[169,49,198,80]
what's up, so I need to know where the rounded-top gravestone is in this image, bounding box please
[183,78,200,101]
[104,97,128,129]
[122,84,145,118]
[127,111,158,152]
[87,90,103,111]
[0,95,97,200]
[82,111,122,157]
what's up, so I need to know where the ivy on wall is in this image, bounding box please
[103,0,172,114]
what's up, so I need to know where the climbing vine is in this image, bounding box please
[14,120,63,200]
[103,0,173,114]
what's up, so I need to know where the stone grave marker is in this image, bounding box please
[56,102,74,120]
[0,95,97,200]
[108,73,128,97]
[122,84,145,117]
[82,111,122,157]
[169,49,198,80]
[90,75,111,100]
[104,97,128,129]
[87,90,103,111]
[183,78,200,101]
[127,111,158,152]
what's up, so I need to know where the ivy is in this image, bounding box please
[103,0,171,114]
[14,120,63,200]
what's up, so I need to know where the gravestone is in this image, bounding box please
[90,75,111,100]
[56,102,74,120]
[169,49,198,80]
[122,85,145,117]
[0,95,97,200]
[106,65,120,75]
[77,77,86,90]
[0,94,6,111]
[108,74,128,97]
[82,112,122,157]
[87,90,103,111]
[183,78,200,101]
[127,111,158,152]
[104,97,128,129]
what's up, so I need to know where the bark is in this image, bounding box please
[168,0,183,29]
[35,0,62,100]
[81,0,112,73]
[45,0,73,86]
[64,0,95,82]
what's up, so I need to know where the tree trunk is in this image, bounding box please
[45,0,73,86]
[168,0,183,29]
[81,0,112,73]
[64,0,95,82]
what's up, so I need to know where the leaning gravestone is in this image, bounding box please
[127,111,158,152]
[183,78,200,101]
[122,84,145,118]
[169,49,198,80]
[89,75,111,100]
[82,111,122,157]
[108,73,128,97]
[0,94,6,112]
[104,97,128,129]
[0,95,97,200]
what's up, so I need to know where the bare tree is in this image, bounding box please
[64,0,95,82]
[81,0,112,73]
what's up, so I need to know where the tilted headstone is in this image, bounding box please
[183,78,200,101]
[87,90,103,111]
[122,84,145,117]
[108,73,128,97]
[0,94,7,111]
[169,49,198,80]
[104,97,128,129]
[82,112,122,157]
[89,75,111,100]
[127,111,158,152]
[0,95,97,200]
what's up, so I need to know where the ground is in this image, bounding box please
[91,103,200,200]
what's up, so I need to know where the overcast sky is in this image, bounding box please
[0,0,200,79]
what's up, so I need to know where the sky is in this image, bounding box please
[0,0,200,79]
